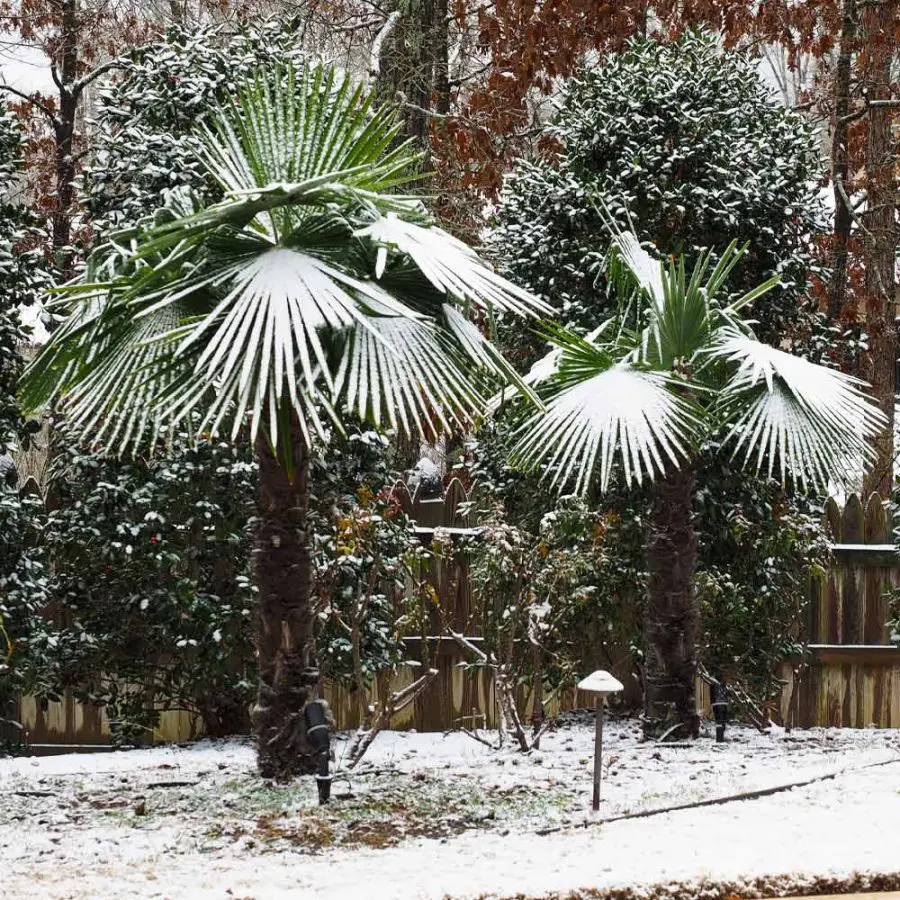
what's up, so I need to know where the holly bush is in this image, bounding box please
[0,103,51,746]
[488,30,826,363]
[314,483,422,691]
[78,20,309,239]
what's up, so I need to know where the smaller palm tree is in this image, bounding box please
[511,233,884,738]
[21,61,549,779]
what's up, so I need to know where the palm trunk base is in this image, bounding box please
[643,463,701,741]
[643,676,700,740]
[253,664,320,780]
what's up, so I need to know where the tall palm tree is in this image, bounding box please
[511,233,883,738]
[20,62,548,779]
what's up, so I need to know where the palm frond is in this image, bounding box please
[199,60,420,196]
[355,214,553,318]
[440,304,541,407]
[333,315,492,440]
[510,324,699,494]
[512,363,699,494]
[711,331,886,488]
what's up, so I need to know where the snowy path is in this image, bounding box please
[3,721,900,899]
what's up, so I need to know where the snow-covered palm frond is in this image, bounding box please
[711,331,885,488]
[512,362,699,495]
[613,231,664,301]
[355,214,553,318]
[150,246,429,446]
[60,305,186,451]
[440,304,540,406]
[200,61,415,196]
[334,315,494,439]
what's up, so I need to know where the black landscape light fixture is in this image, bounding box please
[711,681,728,743]
[304,699,331,804]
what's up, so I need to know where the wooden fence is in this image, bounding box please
[788,491,900,728]
[9,481,900,749]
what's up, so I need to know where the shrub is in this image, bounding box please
[37,435,257,742]
[488,31,826,359]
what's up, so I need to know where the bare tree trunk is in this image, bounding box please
[827,0,858,323]
[644,462,700,740]
[376,0,449,168]
[252,418,319,780]
[432,0,450,117]
[51,0,79,273]
[860,0,898,498]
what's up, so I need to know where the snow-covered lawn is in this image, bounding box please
[3,715,900,899]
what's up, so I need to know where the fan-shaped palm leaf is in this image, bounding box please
[355,214,552,318]
[511,328,700,493]
[513,365,699,494]
[710,331,886,488]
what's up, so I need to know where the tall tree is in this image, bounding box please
[859,0,898,497]
[21,61,547,779]
[0,0,159,270]
[827,0,858,324]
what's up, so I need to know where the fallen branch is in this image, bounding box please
[343,667,438,770]
[535,756,900,836]
[145,780,200,789]
[461,727,500,750]
[449,629,533,752]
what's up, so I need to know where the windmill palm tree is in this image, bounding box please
[20,62,549,779]
[511,233,884,738]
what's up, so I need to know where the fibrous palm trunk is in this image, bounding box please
[644,462,700,740]
[252,419,319,780]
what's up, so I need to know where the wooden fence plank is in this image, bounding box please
[841,494,864,643]
[825,496,842,542]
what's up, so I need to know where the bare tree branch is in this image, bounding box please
[0,84,59,124]
[368,10,400,79]
[343,667,439,769]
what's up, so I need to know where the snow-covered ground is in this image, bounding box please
[3,716,900,899]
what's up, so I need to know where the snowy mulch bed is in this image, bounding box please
[3,715,900,899]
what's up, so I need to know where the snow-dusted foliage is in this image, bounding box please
[78,20,309,239]
[0,105,50,736]
[489,31,826,351]
[0,105,46,448]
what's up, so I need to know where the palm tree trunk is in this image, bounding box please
[252,418,320,780]
[644,462,700,740]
